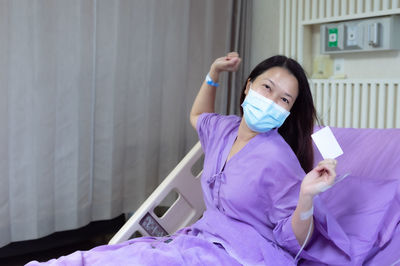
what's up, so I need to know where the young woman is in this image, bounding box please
[27,53,352,266]
[187,52,343,265]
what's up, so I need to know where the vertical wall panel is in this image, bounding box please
[319,0,325,18]
[383,0,390,10]
[359,83,368,128]
[395,84,400,127]
[349,0,356,14]
[344,82,353,127]
[337,82,345,127]
[373,0,381,11]
[279,0,285,54]
[327,0,333,17]
[377,83,386,128]
[357,0,364,13]
[304,0,311,22]
[369,83,377,128]
[316,82,323,118]
[353,83,361,128]
[341,0,348,16]
[387,83,395,128]
[297,0,304,61]
[285,0,291,55]
[312,0,318,19]
[366,0,372,12]
[329,83,337,126]
[334,0,340,17]
[291,0,297,57]
[323,81,330,124]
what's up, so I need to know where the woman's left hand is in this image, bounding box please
[300,159,337,198]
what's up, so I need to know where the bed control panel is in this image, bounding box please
[139,212,169,237]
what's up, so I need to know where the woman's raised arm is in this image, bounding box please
[189,52,241,129]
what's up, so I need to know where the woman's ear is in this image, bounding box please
[244,79,251,95]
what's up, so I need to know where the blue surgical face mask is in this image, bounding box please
[241,87,290,133]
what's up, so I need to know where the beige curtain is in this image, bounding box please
[222,0,253,115]
[0,0,233,247]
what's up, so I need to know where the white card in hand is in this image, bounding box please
[311,126,343,159]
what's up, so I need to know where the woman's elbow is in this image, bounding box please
[189,113,198,130]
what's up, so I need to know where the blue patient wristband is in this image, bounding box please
[206,73,219,87]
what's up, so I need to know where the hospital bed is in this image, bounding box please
[108,142,205,244]
[108,127,400,265]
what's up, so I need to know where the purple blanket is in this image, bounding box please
[26,114,400,265]
[313,127,400,265]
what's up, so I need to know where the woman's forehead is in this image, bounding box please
[256,67,291,80]
[255,67,299,96]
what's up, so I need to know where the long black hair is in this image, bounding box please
[240,55,317,173]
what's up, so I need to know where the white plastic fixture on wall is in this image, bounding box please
[310,79,400,128]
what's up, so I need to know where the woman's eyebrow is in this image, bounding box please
[266,78,276,87]
[266,78,293,99]
[284,93,293,99]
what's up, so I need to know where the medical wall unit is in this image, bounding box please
[279,0,400,128]
[321,15,400,53]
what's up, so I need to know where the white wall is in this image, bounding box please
[250,0,280,69]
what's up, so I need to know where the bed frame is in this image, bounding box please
[108,142,205,244]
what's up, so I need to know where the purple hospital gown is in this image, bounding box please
[26,113,400,265]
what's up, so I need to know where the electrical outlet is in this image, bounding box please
[332,58,346,79]
[334,58,344,74]
[345,23,363,49]
[346,25,357,46]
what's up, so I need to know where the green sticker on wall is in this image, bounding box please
[328,28,338,47]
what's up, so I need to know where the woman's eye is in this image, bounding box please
[282,98,289,104]
[264,85,271,90]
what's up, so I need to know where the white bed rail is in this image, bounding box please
[108,142,205,245]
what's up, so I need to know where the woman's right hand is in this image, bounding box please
[210,52,241,75]
[189,52,241,129]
